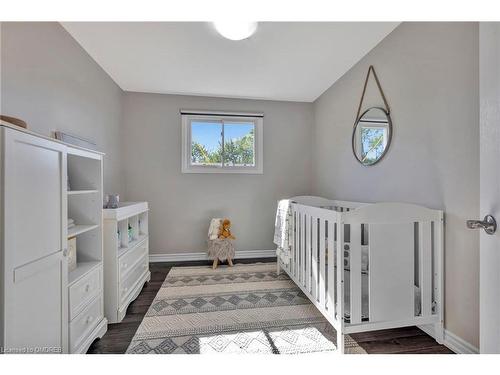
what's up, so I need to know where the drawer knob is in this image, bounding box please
[86,316,93,324]
[122,263,127,269]
[85,284,90,292]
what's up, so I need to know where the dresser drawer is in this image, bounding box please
[119,238,148,280]
[69,266,101,320]
[69,296,103,353]
[120,254,149,305]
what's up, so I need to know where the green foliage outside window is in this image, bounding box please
[191,129,255,166]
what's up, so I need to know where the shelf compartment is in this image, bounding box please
[69,260,101,285]
[67,153,100,191]
[68,224,99,238]
[68,191,101,229]
[68,224,102,275]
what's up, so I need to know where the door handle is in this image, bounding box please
[466,215,497,235]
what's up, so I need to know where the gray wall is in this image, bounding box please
[122,92,313,255]
[0,22,124,194]
[313,22,479,347]
[1,21,480,348]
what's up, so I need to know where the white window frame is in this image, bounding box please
[181,110,263,174]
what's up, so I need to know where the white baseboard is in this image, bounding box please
[149,249,276,263]
[418,324,479,354]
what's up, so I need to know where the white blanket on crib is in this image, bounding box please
[274,199,291,265]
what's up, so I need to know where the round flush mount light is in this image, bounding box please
[213,21,258,41]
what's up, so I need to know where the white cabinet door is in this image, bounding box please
[2,128,68,353]
[479,23,500,353]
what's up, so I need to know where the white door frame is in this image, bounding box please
[479,22,500,354]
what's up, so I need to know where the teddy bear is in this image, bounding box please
[218,219,235,240]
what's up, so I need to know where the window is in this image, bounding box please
[181,111,263,174]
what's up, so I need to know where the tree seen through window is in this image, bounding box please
[191,121,255,167]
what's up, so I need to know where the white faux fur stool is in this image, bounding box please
[207,238,235,269]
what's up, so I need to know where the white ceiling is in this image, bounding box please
[62,22,399,102]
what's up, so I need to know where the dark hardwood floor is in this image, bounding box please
[87,259,453,354]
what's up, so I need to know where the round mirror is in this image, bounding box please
[352,107,392,166]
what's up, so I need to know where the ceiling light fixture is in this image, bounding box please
[213,21,258,41]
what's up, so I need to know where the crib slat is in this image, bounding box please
[295,209,299,279]
[291,209,295,277]
[290,208,294,276]
[300,213,305,286]
[299,213,303,283]
[433,215,445,342]
[319,219,326,309]
[311,217,318,301]
[350,224,362,325]
[287,208,293,274]
[296,211,300,281]
[305,215,311,292]
[300,213,305,285]
[327,220,335,318]
[336,215,345,325]
[292,210,296,275]
[419,221,433,317]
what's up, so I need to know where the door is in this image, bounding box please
[479,23,500,353]
[2,127,68,353]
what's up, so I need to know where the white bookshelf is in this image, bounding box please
[0,122,107,354]
[66,147,107,353]
[103,202,150,323]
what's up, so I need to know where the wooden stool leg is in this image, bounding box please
[212,259,218,270]
[228,258,233,267]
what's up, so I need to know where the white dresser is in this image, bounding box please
[0,122,107,354]
[103,202,150,323]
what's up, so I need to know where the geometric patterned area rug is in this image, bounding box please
[126,262,366,354]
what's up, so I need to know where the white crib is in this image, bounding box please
[276,196,444,353]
